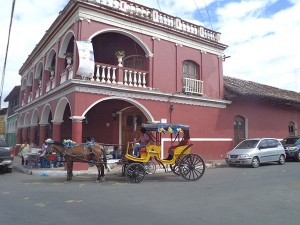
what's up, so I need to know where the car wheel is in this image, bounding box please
[6,167,13,173]
[296,152,300,162]
[251,157,260,168]
[278,155,285,165]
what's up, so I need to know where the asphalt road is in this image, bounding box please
[0,161,299,225]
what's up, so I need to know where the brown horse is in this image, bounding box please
[45,141,109,182]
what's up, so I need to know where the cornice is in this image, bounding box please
[18,80,230,115]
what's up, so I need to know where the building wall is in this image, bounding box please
[224,98,300,139]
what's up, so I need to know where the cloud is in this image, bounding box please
[218,0,300,90]
[0,0,68,106]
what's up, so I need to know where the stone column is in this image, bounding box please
[39,124,48,148]
[69,116,88,170]
[16,128,22,145]
[52,120,63,142]
[23,127,29,142]
[29,126,37,144]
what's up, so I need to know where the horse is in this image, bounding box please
[45,141,109,182]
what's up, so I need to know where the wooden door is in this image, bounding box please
[121,107,147,146]
[234,115,246,146]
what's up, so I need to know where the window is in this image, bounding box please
[259,140,268,149]
[183,61,199,80]
[266,139,278,148]
[123,55,145,70]
[288,121,297,136]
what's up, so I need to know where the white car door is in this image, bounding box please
[258,140,271,162]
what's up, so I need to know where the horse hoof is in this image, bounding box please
[107,165,111,172]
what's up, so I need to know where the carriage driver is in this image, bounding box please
[133,127,150,157]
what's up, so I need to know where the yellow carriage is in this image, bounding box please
[123,123,205,183]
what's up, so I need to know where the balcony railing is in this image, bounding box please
[94,63,147,87]
[87,0,220,42]
[183,78,203,95]
[60,66,74,84]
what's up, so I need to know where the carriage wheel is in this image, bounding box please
[143,160,156,174]
[125,163,146,183]
[179,154,205,181]
[170,155,184,176]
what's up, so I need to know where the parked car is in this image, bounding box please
[0,139,14,173]
[281,136,300,161]
[225,138,286,168]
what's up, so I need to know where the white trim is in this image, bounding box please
[79,8,224,55]
[160,137,233,158]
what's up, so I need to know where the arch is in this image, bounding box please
[24,112,31,127]
[18,114,24,128]
[21,78,27,91]
[40,104,52,124]
[59,30,75,58]
[88,28,153,57]
[45,48,56,71]
[31,108,40,126]
[82,96,155,123]
[27,71,34,86]
[53,97,72,122]
[35,61,44,79]
[13,120,18,133]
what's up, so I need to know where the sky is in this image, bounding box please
[0,0,300,107]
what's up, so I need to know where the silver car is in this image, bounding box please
[225,138,286,168]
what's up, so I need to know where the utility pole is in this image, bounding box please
[0,0,16,109]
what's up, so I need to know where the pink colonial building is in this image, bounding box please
[17,0,233,167]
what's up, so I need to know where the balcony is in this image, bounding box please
[93,63,147,87]
[183,78,203,95]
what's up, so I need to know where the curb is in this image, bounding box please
[13,161,228,177]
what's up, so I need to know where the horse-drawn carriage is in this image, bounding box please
[45,123,205,183]
[122,123,205,183]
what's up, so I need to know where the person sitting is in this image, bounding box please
[112,146,122,159]
[165,131,190,160]
[133,127,150,157]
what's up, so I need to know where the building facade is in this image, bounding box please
[17,0,232,167]
[4,86,20,147]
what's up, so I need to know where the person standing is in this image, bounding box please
[20,141,31,166]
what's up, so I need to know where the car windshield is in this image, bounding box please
[294,139,300,145]
[284,137,300,145]
[235,140,259,149]
[0,139,9,147]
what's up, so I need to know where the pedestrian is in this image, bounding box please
[20,141,31,166]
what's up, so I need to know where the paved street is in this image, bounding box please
[0,162,299,225]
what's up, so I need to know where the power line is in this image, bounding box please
[0,0,16,109]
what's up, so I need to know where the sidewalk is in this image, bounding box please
[13,156,227,177]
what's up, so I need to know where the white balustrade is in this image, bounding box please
[183,78,203,95]
[28,92,32,103]
[122,70,147,88]
[52,79,56,89]
[35,89,40,98]
[68,66,74,80]
[107,67,111,84]
[124,70,128,85]
[60,71,67,84]
[46,81,51,92]
[95,65,101,81]
[112,68,116,84]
